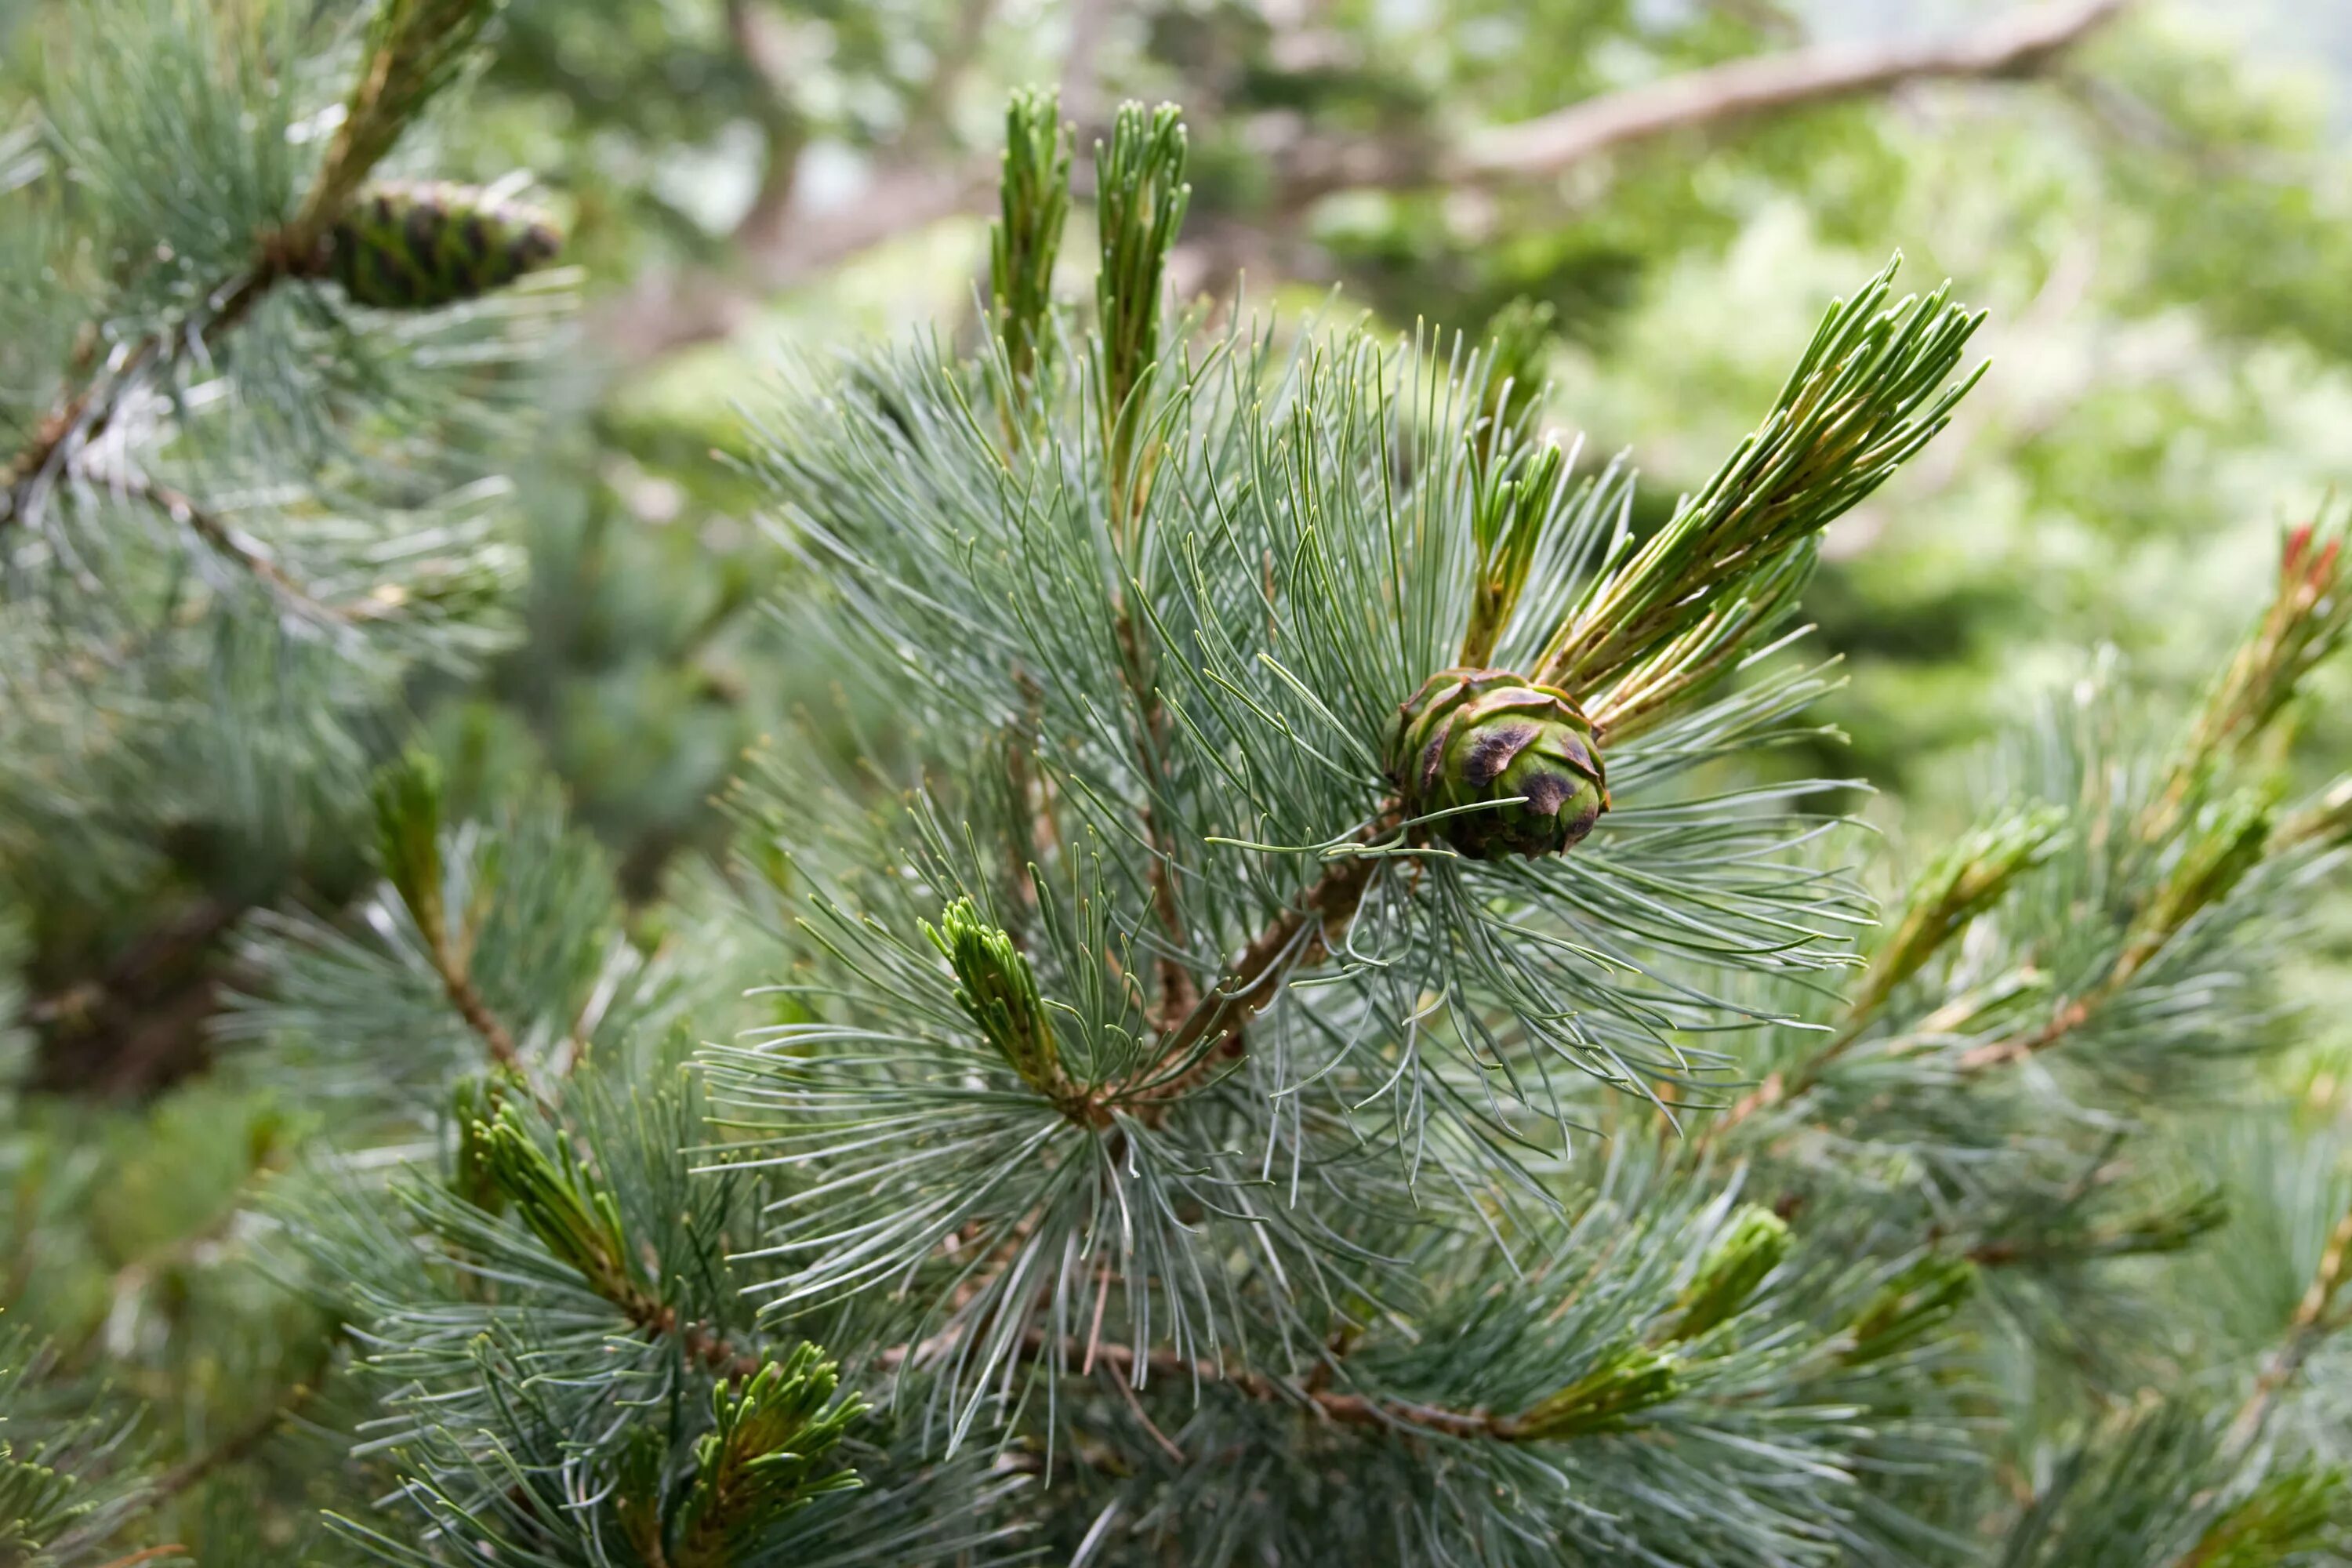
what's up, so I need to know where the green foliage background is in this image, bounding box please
[6,0,2352,1557]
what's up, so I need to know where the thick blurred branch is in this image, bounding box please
[1452,0,2128,184]
[724,0,808,258]
[29,895,244,1098]
[602,0,2127,361]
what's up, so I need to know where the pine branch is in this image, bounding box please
[1088,103,1198,1028]
[1707,804,2067,1136]
[89,1548,188,1568]
[657,1348,866,1568]
[2145,513,2350,841]
[1120,612,1198,1031]
[1849,807,2070,1027]
[923,897,1093,1119]
[1107,812,1396,1115]
[891,1327,1532,1442]
[893,1205,1789,1444]
[1534,258,1984,698]
[295,0,501,238]
[4,0,503,534]
[2228,1199,2352,1449]
[999,680,1048,942]
[372,752,525,1074]
[1714,514,2343,1144]
[1582,550,1810,740]
[1459,443,1566,670]
[1472,297,1563,457]
[988,88,1072,430]
[103,475,381,628]
[2276,775,2352,853]
[468,1098,770,1381]
[2,267,278,530]
[1955,787,2271,1075]
[439,962,522,1071]
[721,0,808,259]
[1718,795,2263,1136]
[1098,1339,1518,1438]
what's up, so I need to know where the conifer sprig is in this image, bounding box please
[2145,510,2351,840]
[295,0,503,241]
[1675,1203,1791,1339]
[2,0,550,660]
[1535,258,1984,698]
[1093,102,1189,532]
[5,0,504,515]
[922,896,1084,1112]
[0,1328,160,1563]
[473,1102,652,1313]
[370,750,523,1073]
[1458,441,1566,667]
[1716,510,2352,1151]
[1475,295,1563,450]
[2193,513,2349,766]
[989,88,1073,428]
[1842,803,2068,1034]
[647,1348,867,1568]
[226,764,637,1113]
[1952,785,2277,1077]
[218,82,2352,1568]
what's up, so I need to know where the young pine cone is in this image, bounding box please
[1388,667,1609,858]
[324,181,562,310]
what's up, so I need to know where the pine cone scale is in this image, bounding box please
[1461,719,1539,787]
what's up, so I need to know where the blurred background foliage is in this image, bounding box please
[6,0,2352,1550]
[470,0,2352,833]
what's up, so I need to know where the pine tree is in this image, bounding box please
[0,0,560,1558]
[9,10,2352,1566]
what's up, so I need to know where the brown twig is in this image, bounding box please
[437,957,522,1073]
[1708,981,2098,1148]
[2227,1200,2352,1450]
[1111,609,1200,1029]
[91,1548,188,1568]
[1102,815,1396,1120]
[1951,993,2097,1075]
[27,898,241,1031]
[27,895,249,1098]
[99,474,384,626]
[724,0,808,257]
[890,1325,1523,1441]
[12,0,508,528]
[3,264,285,532]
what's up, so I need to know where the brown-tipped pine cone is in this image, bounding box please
[1387,667,1608,858]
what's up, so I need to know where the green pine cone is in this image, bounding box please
[325,181,562,310]
[1388,666,1609,858]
